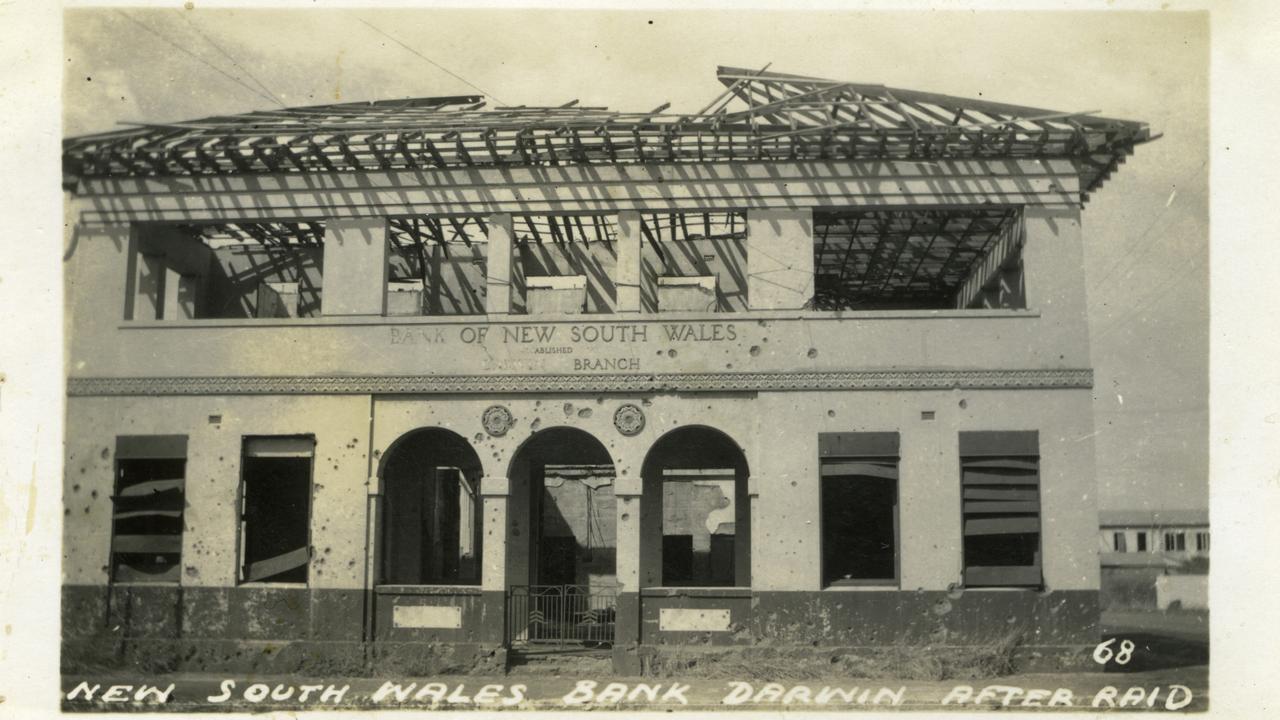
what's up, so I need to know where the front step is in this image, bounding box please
[506,646,614,676]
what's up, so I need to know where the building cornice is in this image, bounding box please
[67,369,1093,397]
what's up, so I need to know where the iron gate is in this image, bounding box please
[506,585,617,647]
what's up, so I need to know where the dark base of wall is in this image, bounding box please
[63,585,1099,676]
[619,642,1096,678]
[62,637,507,677]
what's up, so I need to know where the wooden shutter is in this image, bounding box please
[111,436,188,583]
[960,431,1041,587]
[116,435,187,459]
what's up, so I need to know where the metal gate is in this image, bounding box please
[506,585,617,647]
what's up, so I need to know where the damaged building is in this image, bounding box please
[60,66,1154,674]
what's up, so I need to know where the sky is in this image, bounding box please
[61,6,1210,511]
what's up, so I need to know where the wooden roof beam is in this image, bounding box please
[483,129,506,165]
[515,130,534,165]
[934,215,985,286]
[868,215,921,294]
[444,132,473,165]
[420,136,446,167]
[447,217,473,246]
[836,215,865,284]
[366,134,393,170]
[395,133,420,169]
[334,136,363,170]
[407,217,429,283]
[221,143,254,173]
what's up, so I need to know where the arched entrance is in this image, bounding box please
[378,428,484,586]
[506,427,617,646]
[640,426,751,588]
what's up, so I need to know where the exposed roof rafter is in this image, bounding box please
[63,66,1154,202]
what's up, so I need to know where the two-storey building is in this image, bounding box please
[60,67,1153,674]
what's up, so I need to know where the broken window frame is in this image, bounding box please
[126,222,326,321]
[237,435,315,585]
[641,211,748,313]
[658,468,739,588]
[385,215,488,317]
[810,207,1026,312]
[959,431,1043,589]
[380,464,484,586]
[818,432,901,588]
[109,435,188,585]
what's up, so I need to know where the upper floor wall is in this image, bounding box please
[64,158,1092,383]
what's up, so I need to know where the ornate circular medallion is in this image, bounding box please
[482,405,514,437]
[613,403,646,436]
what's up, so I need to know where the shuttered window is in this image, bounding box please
[239,436,314,584]
[820,432,899,586]
[111,436,188,583]
[960,431,1041,588]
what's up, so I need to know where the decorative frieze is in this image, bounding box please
[67,369,1093,397]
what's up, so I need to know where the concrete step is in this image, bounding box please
[506,646,614,676]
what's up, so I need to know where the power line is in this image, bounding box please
[1093,253,1205,342]
[1087,158,1208,298]
[355,16,507,105]
[115,10,279,108]
[182,14,286,108]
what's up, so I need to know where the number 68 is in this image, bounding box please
[1093,638,1135,665]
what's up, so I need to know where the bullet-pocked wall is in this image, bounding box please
[61,394,373,673]
[368,386,1098,651]
[61,151,1108,673]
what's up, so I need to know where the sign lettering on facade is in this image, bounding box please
[389,321,741,373]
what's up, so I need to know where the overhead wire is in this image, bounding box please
[181,14,287,108]
[1093,252,1205,342]
[1087,157,1208,298]
[114,10,282,108]
[355,16,507,105]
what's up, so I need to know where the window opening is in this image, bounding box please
[130,222,325,320]
[110,436,187,583]
[386,216,487,316]
[381,429,485,585]
[819,432,899,586]
[1113,532,1127,553]
[811,207,1024,311]
[960,431,1041,588]
[239,436,314,584]
[640,211,747,313]
[661,469,736,586]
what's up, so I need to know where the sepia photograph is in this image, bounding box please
[4,0,1236,714]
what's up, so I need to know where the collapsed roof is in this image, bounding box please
[63,66,1154,202]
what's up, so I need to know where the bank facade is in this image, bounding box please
[60,67,1153,674]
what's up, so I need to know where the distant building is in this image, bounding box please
[60,66,1154,674]
[1098,509,1208,610]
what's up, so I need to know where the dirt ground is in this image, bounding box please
[61,609,1209,712]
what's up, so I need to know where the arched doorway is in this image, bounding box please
[507,427,617,646]
[640,426,750,588]
[378,428,484,586]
